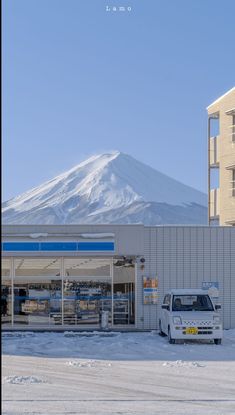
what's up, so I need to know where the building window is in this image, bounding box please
[228,112,235,142]
[232,115,235,142]
[210,167,220,189]
[209,115,220,138]
[232,169,235,197]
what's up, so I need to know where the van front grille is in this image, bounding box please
[183,320,213,327]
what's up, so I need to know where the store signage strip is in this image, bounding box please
[2,241,115,252]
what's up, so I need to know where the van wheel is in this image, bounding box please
[214,339,222,345]
[159,320,165,336]
[168,327,175,344]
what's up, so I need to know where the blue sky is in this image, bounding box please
[2,0,235,200]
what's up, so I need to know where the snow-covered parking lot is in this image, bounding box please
[2,330,235,415]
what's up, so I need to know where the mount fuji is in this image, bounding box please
[2,151,207,225]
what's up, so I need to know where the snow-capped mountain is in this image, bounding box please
[2,151,207,225]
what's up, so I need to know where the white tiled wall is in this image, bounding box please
[137,227,235,330]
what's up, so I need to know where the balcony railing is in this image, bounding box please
[210,136,220,166]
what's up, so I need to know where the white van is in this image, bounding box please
[159,289,222,344]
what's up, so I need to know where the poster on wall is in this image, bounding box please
[143,277,158,304]
[202,282,219,299]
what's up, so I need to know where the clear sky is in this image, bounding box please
[2,0,235,201]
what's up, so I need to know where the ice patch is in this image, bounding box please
[64,331,119,338]
[66,360,112,368]
[162,360,205,368]
[3,375,44,384]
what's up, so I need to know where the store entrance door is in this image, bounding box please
[113,258,135,326]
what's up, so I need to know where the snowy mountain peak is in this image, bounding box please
[2,152,207,225]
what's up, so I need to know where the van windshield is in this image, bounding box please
[172,295,214,312]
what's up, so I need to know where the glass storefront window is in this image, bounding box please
[1,256,136,328]
[1,259,12,325]
[64,258,112,326]
[14,258,61,326]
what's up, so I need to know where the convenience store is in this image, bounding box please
[2,224,235,330]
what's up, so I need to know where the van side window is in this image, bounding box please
[164,294,170,305]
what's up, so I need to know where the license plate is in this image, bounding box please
[186,327,198,335]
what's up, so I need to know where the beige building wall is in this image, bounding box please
[207,87,235,226]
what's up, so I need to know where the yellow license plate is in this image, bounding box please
[186,327,198,335]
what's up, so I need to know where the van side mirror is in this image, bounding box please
[215,304,221,310]
[161,304,169,310]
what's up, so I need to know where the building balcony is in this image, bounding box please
[210,136,220,167]
[226,108,235,142]
[210,188,220,218]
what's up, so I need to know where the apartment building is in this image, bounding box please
[207,87,235,226]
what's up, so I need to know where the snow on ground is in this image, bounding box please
[3,375,44,385]
[2,330,235,415]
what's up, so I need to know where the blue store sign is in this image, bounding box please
[2,241,115,252]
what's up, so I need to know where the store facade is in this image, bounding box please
[2,224,235,330]
[2,256,135,328]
